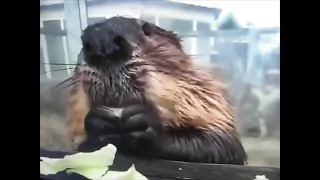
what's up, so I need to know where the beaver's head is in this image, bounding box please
[77,16,235,131]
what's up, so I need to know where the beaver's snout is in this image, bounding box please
[81,19,137,68]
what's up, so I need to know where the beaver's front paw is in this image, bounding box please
[120,103,163,155]
[77,103,163,155]
[77,108,122,152]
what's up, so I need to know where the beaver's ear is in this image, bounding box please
[141,22,152,36]
[141,22,183,50]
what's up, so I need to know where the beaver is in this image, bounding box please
[66,16,247,165]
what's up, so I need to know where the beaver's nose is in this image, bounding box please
[81,22,121,61]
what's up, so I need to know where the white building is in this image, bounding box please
[40,0,221,80]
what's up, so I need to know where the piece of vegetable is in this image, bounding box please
[67,167,109,180]
[254,175,269,180]
[100,165,148,180]
[40,144,148,180]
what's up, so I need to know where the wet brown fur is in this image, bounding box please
[132,27,236,133]
[66,76,89,148]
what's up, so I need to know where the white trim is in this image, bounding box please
[155,16,159,26]
[88,5,213,23]
[61,19,71,76]
[191,19,197,56]
[40,34,52,79]
[32,2,212,23]
[63,0,84,69]
[78,0,88,30]
[40,20,51,79]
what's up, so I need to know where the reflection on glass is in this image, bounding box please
[40,0,279,167]
[40,20,70,80]
[40,1,81,151]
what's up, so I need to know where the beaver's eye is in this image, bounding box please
[142,23,152,36]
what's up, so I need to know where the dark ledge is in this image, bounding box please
[40,148,280,180]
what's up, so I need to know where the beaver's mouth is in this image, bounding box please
[78,67,143,109]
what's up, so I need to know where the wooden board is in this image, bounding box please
[40,149,280,180]
[111,155,279,180]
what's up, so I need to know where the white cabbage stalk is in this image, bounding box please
[254,175,269,180]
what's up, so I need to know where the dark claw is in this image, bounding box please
[121,103,163,132]
[123,114,149,132]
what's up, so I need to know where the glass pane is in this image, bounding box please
[40,0,82,152]
[40,0,280,168]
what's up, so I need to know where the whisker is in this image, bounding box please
[54,80,80,92]
[67,31,82,45]
[41,75,80,97]
[51,74,80,90]
[41,62,80,66]
[41,67,75,75]
[145,71,163,86]
[64,80,80,89]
